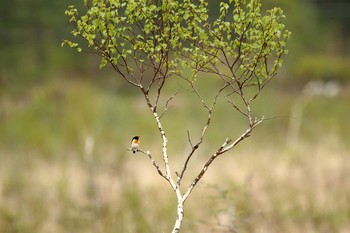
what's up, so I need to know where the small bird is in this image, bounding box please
[131,136,140,154]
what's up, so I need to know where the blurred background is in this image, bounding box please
[0,0,349,232]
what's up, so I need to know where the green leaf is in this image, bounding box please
[63,0,290,86]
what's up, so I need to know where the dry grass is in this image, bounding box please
[1,135,349,233]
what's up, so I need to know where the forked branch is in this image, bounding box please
[183,117,263,201]
[177,81,228,185]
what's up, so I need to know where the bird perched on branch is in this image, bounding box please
[131,136,140,154]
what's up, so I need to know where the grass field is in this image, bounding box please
[0,77,349,233]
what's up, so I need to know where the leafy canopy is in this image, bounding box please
[63,0,290,84]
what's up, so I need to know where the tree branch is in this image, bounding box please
[159,92,179,119]
[177,81,228,185]
[126,148,168,180]
[183,117,263,201]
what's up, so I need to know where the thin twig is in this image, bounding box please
[126,148,168,181]
[159,92,179,119]
[186,130,193,148]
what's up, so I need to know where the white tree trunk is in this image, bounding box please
[171,202,184,233]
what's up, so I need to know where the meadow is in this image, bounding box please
[0,74,349,233]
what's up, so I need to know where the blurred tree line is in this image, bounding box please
[0,1,83,89]
[315,0,350,54]
[0,0,349,93]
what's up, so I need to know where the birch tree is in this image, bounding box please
[63,0,290,232]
